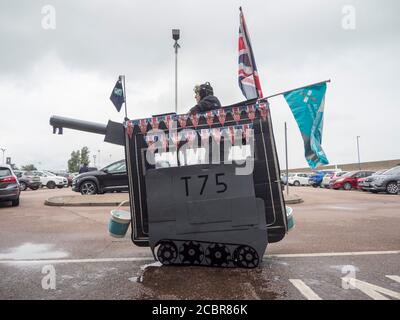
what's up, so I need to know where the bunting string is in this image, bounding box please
[124,102,268,139]
[138,123,254,148]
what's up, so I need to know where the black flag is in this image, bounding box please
[110,76,125,112]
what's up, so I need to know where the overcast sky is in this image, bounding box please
[0,0,399,171]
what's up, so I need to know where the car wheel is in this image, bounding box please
[12,198,20,206]
[57,185,63,189]
[29,186,39,190]
[386,182,398,195]
[293,181,300,186]
[343,182,352,190]
[312,184,318,188]
[19,182,27,191]
[47,181,56,189]
[80,181,97,195]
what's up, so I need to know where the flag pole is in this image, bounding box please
[259,79,331,102]
[121,75,128,119]
[285,122,289,196]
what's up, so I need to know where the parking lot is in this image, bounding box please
[0,187,399,300]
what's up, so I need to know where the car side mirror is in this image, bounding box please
[103,169,109,174]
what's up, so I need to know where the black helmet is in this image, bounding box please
[194,82,214,99]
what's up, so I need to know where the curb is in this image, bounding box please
[44,200,130,207]
[46,195,303,206]
[284,194,304,205]
[285,198,304,204]
[44,195,130,207]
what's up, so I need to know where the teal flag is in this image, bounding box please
[283,83,329,169]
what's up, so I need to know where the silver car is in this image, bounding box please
[364,166,400,194]
[0,165,20,206]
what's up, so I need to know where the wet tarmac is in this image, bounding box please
[0,187,399,299]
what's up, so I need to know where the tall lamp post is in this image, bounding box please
[97,149,101,168]
[172,29,180,114]
[356,136,361,170]
[0,148,6,165]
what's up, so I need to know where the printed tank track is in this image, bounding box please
[155,239,260,268]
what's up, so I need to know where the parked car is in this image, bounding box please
[358,170,387,191]
[0,165,20,206]
[14,170,42,191]
[287,173,311,186]
[54,172,73,187]
[321,171,348,188]
[65,174,73,187]
[31,170,68,189]
[309,169,341,187]
[330,170,375,190]
[72,160,128,195]
[363,166,400,194]
[357,177,368,190]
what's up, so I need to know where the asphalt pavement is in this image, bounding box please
[0,187,399,299]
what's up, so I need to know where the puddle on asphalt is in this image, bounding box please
[0,243,68,260]
[131,263,287,300]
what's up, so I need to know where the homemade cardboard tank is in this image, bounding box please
[50,99,288,268]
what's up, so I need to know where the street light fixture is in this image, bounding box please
[172,29,180,41]
[172,29,180,114]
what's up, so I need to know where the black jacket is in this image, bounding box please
[189,95,221,114]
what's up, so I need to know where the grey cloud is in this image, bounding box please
[2,0,399,77]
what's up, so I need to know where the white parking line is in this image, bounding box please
[0,257,154,264]
[341,277,400,300]
[267,250,400,258]
[0,250,398,265]
[386,275,400,283]
[289,279,322,300]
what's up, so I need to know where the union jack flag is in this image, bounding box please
[238,7,263,100]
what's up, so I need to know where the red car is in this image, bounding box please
[331,170,375,190]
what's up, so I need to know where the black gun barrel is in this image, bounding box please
[50,115,107,135]
[50,115,125,146]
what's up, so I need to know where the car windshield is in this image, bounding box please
[43,171,56,176]
[337,172,347,177]
[0,168,12,177]
[103,161,126,173]
[342,171,356,177]
[383,166,400,175]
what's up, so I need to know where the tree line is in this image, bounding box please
[10,147,91,173]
